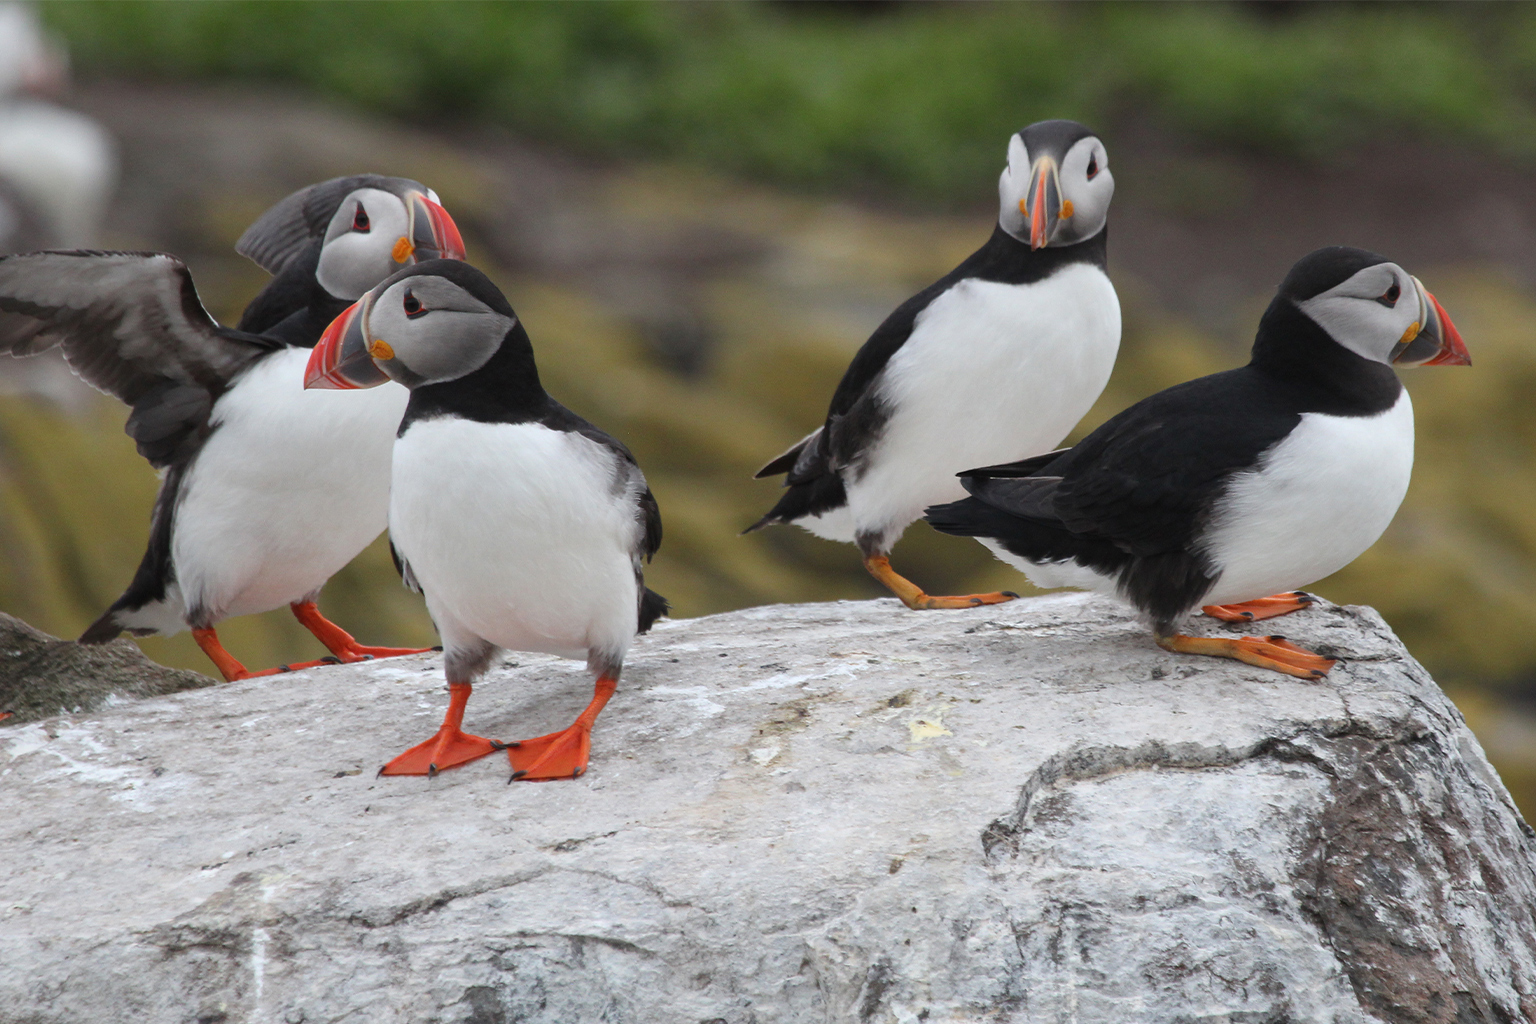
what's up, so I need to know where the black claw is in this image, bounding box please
[1296,592,1315,601]
[1002,591,1020,599]
[490,740,508,751]
[508,769,528,783]
[375,766,386,779]
[277,664,292,673]
[1240,612,1254,620]
[969,597,982,606]
[427,763,438,778]
[573,766,585,779]
[506,740,522,748]
[359,654,375,662]
[432,646,444,652]
[321,656,342,665]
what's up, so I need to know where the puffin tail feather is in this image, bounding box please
[638,587,670,634]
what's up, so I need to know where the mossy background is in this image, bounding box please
[5,0,1536,808]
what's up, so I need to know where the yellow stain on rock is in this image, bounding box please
[907,706,953,744]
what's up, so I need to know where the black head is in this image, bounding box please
[1250,246,1470,389]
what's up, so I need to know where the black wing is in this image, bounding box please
[965,367,1304,557]
[235,174,424,277]
[235,242,349,345]
[753,280,948,484]
[0,251,281,466]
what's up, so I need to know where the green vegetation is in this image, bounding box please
[41,1,1536,205]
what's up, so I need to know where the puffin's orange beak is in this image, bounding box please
[406,193,467,264]
[305,299,390,390]
[1393,278,1471,368]
[1023,156,1062,250]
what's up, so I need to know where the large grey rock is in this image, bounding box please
[3,594,1534,1023]
[0,611,213,723]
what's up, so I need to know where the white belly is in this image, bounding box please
[172,347,408,622]
[389,419,641,663]
[840,264,1120,548]
[1201,393,1415,606]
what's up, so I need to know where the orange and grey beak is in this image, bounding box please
[305,297,390,390]
[390,191,468,266]
[1392,277,1471,368]
[1019,156,1064,250]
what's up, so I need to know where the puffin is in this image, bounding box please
[924,246,1470,678]
[747,120,1121,609]
[0,174,467,680]
[304,259,668,779]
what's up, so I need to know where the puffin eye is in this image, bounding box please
[402,289,425,318]
[1377,282,1401,308]
[352,202,370,232]
[1087,155,1099,179]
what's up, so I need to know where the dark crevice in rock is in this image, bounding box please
[980,718,1388,860]
[344,868,554,929]
[1290,731,1536,1024]
[983,710,1536,1024]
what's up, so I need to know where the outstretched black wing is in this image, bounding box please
[0,250,281,466]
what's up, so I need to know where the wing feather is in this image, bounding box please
[0,251,277,404]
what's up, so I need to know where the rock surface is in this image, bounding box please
[3,593,1535,1024]
[0,612,213,723]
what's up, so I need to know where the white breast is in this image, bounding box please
[841,263,1120,548]
[388,418,642,663]
[172,347,408,624]
[1200,391,1415,607]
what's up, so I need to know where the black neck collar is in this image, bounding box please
[399,321,551,431]
[961,223,1108,286]
[1248,298,1402,415]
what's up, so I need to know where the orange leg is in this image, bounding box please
[380,682,502,776]
[290,600,433,662]
[1155,632,1336,679]
[0,711,11,723]
[1203,592,1315,623]
[863,554,1018,611]
[192,626,339,682]
[507,674,617,782]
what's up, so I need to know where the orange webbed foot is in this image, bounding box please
[1156,632,1336,679]
[378,681,500,777]
[290,601,434,663]
[379,727,503,777]
[910,590,1020,610]
[332,642,436,663]
[863,554,1018,610]
[505,724,594,782]
[505,672,617,783]
[192,627,342,681]
[1203,591,1316,623]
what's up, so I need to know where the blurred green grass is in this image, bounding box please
[41,0,1536,204]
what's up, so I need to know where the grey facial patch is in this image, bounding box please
[1296,262,1417,365]
[316,189,411,300]
[364,276,515,386]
